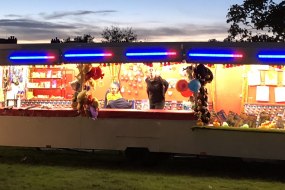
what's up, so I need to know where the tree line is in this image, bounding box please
[51,26,137,43]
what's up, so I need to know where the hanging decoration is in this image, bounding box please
[181,89,193,97]
[176,79,188,92]
[185,64,214,125]
[108,63,121,82]
[71,64,104,120]
[188,79,201,93]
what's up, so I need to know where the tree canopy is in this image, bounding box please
[101,26,138,43]
[0,36,17,44]
[51,34,94,43]
[226,0,285,42]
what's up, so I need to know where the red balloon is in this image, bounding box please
[180,89,193,97]
[176,79,188,92]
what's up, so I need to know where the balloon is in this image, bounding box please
[181,89,193,97]
[188,79,201,93]
[176,79,188,92]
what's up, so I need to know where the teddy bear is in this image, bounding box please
[71,64,104,120]
[76,90,99,120]
[70,80,81,109]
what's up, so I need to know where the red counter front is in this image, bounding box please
[0,108,196,120]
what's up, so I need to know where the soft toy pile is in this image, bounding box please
[71,64,104,120]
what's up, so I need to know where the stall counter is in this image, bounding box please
[0,107,196,120]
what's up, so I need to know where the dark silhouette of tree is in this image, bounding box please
[208,39,219,42]
[74,34,94,43]
[51,34,94,43]
[63,37,71,43]
[226,0,285,42]
[51,37,61,43]
[0,36,17,44]
[101,26,137,43]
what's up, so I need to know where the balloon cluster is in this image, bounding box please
[185,64,213,125]
[176,79,193,97]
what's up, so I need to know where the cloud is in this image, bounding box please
[135,23,229,41]
[4,14,22,18]
[0,19,76,29]
[0,18,85,41]
[41,10,118,20]
[0,17,229,43]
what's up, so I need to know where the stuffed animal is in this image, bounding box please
[70,80,81,109]
[72,64,104,120]
[76,90,99,120]
[84,64,104,81]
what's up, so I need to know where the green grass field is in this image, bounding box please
[0,146,285,190]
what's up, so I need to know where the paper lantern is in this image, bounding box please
[176,79,188,92]
[188,79,201,93]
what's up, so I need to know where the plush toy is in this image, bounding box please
[84,64,104,81]
[70,80,81,109]
[76,90,99,120]
[72,64,104,120]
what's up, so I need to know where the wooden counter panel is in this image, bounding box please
[0,108,196,120]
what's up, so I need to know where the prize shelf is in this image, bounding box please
[27,66,67,99]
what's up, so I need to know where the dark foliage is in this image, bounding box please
[101,26,137,43]
[0,36,17,44]
[226,0,285,42]
[51,34,94,43]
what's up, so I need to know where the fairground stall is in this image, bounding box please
[0,42,285,160]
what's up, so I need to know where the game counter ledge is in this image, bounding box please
[0,108,196,120]
[192,125,285,134]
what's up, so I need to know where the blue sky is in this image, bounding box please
[0,0,273,43]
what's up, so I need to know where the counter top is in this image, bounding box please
[0,107,196,120]
[192,125,285,134]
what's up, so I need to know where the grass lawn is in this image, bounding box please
[0,146,285,190]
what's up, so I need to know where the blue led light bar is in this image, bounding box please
[8,51,58,65]
[258,54,285,59]
[10,55,55,60]
[125,48,178,62]
[187,49,244,63]
[189,53,243,58]
[258,50,285,63]
[126,52,176,56]
[62,49,113,63]
[64,53,112,58]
